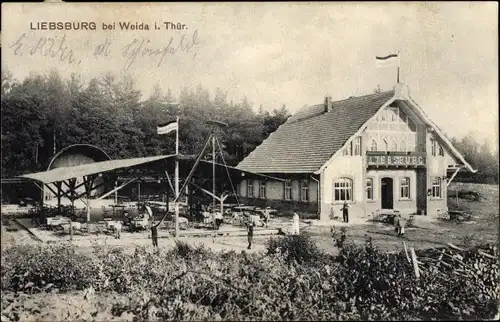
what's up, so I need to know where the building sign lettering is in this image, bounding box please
[367,154,426,167]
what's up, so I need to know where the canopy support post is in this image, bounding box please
[83,175,95,223]
[67,179,77,219]
[56,182,62,215]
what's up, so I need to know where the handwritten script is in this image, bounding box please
[120,29,200,71]
[8,30,201,71]
[9,33,82,66]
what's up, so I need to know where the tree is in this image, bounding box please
[451,133,499,184]
[0,71,292,177]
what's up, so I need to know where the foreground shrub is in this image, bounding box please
[266,232,324,264]
[1,244,99,292]
[1,238,498,321]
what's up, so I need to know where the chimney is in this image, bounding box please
[394,83,409,98]
[324,95,332,112]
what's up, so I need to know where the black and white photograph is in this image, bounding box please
[1,2,499,321]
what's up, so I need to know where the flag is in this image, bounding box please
[157,121,178,135]
[375,54,399,68]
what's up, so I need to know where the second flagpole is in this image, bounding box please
[397,50,401,84]
[174,116,180,237]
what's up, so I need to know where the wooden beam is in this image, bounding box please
[190,181,222,202]
[45,183,59,197]
[97,177,138,201]
[410,247,420,280]
[164,170,175,195]
[54,182,75,201]
[74,180,107,200]
[446,167,461,187]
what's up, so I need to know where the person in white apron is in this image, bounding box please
[398,215,407,237]
[263,208,271,227]
[292,212,300,235]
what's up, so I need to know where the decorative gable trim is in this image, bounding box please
[401,91,477,173]
[314,84,477,174]
[314,96,396,174]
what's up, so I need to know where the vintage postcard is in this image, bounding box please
[1,2,498,321]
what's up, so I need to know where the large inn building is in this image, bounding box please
[235,84,475,220]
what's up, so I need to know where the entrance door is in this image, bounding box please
[381,177,394,209]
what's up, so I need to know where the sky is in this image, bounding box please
[2,2,498,150]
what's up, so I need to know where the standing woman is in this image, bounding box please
[398,215,407,237]
[292,212,300,235]
[263,207,271,228]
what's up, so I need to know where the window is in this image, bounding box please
[334,178,353,201]
[390,107,398,122]
[371,140,377,151]
[353,137,361,155]
[430,138,437,156]
[259,180,266,199]
[284,180,292,200]
[431,177,442,198]
[366,178,373,200]
[300,180,309,202]
[383,138,388,152]
[438,145,444,156]
[407,135,416,152]
[246,180,253,198]
[343,142,353,156]
[400,177,410,199]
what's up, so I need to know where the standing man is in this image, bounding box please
[214,211,223,230]
[115,223,121,239]
[150,220,160,247]
[342,201,349,223]
[247,218,255,249]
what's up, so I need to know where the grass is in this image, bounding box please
[1,183,498,321]
[307,183,499,253]
[2,183,497,255]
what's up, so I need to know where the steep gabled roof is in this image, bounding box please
[236,91,395,173]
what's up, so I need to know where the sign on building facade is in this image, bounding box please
[367,152,426,167]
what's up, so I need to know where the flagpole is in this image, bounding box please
[175,116,180,237]
[397,50,401,84]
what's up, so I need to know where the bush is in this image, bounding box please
[1,244,100,293]
[1,237,498,321]
[172,240,210,260]
[331,226,347,248]
[449,189,483,202]
[266,232,323,264]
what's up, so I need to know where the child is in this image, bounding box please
[394,214,400,233]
